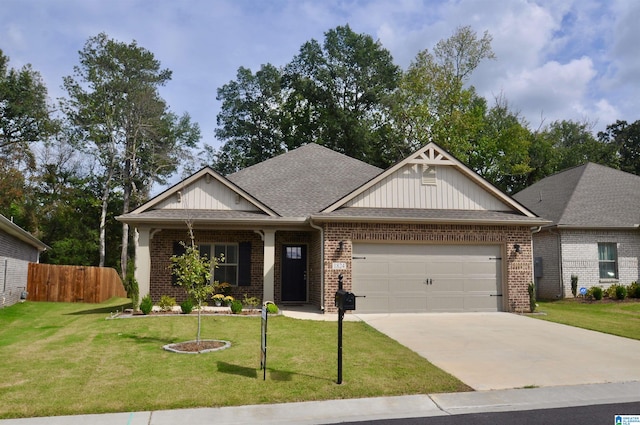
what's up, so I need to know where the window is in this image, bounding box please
[598,243,618,280]
[199,243,238,286]
[286,246,302,260]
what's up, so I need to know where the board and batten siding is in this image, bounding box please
[345,164,510,211]
[155,178,260,211]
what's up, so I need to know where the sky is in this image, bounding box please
[2,0,639,180]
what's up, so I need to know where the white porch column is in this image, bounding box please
[135,227,151,299]
[262,229,276,302]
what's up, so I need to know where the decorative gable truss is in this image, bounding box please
[323,142,536,216]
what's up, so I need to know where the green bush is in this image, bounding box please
[615,285,627,300]
[588,286,603,301]
[242,294,260,308]
[124,258,139,309]
[159,295,176,312]
[570,275,578,298]
[230,300,243,314]
[140,295,153,315]
[627,282,640,298]
[266,302,279,314]
[180,298,194,314]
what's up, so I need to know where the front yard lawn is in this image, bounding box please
[535,299,640,340]
[0,298,470,419]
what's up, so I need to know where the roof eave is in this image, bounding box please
[310,214,550,227]
[116,214,308,227]
[0,215,49,251]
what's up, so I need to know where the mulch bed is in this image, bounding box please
[163,339,231,354]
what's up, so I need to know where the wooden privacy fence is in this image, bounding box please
[27,263,127,303]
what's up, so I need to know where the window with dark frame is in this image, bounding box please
[598,242,618,280]
[197,243,239,286]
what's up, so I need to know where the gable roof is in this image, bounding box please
[0,214,49,252]
[227,143,382,216]
[513,163,640,228]
[322,142,537,217]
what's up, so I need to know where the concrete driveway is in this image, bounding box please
[356,312,640,390]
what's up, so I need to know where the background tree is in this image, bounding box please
[0,49,55,223]
[388,26,495,162]
[213,64,287,174]
[598,120,640,175]
[62,33,200,276]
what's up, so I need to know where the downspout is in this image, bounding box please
[309,218,325,312]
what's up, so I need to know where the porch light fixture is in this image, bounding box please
[514,244,521,254]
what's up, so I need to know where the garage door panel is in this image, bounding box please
[352,243,502,313]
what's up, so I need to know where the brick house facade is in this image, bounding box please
[119,143,546,314]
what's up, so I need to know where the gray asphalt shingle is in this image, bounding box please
[513,163,640,227]
[226,143,382,216]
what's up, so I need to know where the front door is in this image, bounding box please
[281,245,307,302]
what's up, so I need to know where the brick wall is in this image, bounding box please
[0,230,39,262]
[559,229,640,297]
[321,222,534,313]
[0,257,29,307]
[0,229,38,307]
[150,229,263,304]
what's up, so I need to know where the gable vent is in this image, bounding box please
[422,165,437,185]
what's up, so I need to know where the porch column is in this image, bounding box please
[262,229,276,302]
[135,227,151,299]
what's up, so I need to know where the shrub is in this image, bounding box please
[615,285,627,300]
[570,275,578,298]
[223,295,234,306]
[527,282,536,313]
[140,295,153,315]
[242,294,260,308]
[627,282,640,298]
[265,302,279,314]
[216,282,232,296]
[180,298,194,314]
[588,286,603,301]
[159,295,176,312]
[230,300,243,314]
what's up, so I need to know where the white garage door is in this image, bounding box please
[352,243,503,313]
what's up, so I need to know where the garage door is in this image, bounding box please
[352,243,503,313]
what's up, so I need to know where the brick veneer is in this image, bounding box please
[321,222,534,313]
[150,229,264,304]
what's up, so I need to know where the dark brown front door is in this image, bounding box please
[281,245,307,302]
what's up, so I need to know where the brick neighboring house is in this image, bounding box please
[0,214,49,307]
[513,163,640,299]
[118,143,547,313]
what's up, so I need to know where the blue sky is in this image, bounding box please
[3,0,639,168]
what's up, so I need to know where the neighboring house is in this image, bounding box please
[0,214,49,307]
[513,163,640,299]
[118,143,547,314]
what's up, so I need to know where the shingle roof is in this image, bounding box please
[227,143,383,216]
[513,163,640,228]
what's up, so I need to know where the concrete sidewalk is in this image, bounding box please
[1,381,638,424]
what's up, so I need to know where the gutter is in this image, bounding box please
[309,218,325,313]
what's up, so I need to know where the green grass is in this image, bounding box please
[535,299,640,340]
[0,299,470,419]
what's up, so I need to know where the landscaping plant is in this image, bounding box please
[159,295,176,312]
[527,282,536,312]
[171,239,216,343]
[140,294,153,315]
[570,275,578,298]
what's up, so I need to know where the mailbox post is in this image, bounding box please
[335,273,357,384]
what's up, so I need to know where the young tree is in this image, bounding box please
[171,226,218,344]
[62,33,200,275]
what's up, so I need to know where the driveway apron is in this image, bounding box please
[356,312,640,390]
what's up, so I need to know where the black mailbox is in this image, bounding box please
[335,289,356,311]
